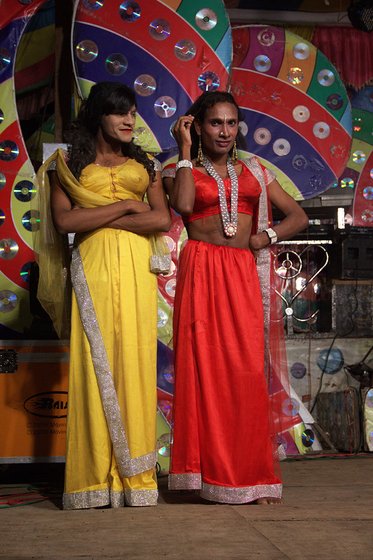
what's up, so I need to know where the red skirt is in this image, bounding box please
[169,240,282,503]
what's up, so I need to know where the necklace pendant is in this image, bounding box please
[225,223,237,237]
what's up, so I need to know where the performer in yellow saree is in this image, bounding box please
[35,82,171,509]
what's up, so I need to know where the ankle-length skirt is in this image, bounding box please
[63,228,158,509]
[169,239,282,503]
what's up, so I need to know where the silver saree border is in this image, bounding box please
[168,473,202,490]
[200,482,282,504]
[70,248,156,479]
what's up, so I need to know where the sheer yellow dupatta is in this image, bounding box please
[34,150,72,339]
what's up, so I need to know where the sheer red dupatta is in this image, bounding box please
[244,157,299,464]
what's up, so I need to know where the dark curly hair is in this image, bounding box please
[65,81,154,180]
[186,91,246,161]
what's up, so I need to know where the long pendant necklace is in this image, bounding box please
[201,156,239,238]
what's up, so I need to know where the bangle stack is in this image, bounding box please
[175,159,193,171]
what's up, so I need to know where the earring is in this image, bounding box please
[231,140,238,164]
[197,136,203,166]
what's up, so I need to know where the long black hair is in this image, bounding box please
[186,91,246,161]
[65,81,154,179]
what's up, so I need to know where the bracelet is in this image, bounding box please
[175,159,193,171]
[263,227,278,244]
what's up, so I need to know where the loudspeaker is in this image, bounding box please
[338,229,373,280]
[348,0,373,32]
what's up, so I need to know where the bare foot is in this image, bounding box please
[255,497,282,505]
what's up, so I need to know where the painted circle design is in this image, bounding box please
[361,209,373,223]
[290,362,307,379]
[327,93,343,110]
[316,348,344,374]
[287,67,304,85]
[257,28,275,47]
[282,397,300,416]
[292,154,308,171]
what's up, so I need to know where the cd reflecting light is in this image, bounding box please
[293,42,310,60]
[198,71,220,92]
[75,40,98,63]
[0,209,5,227]
[340,177,354,188]
[0,109,4,124]
[13,180,37,202]
[157,433,171,457]
[0,172,6,191]
[174,40,196,61]
[273,138,291,156]
[134,74,156,97]
[352,150,366,164]
[119,1,141,22]
[0,141,19,161]
[317,69,335,87]
[154,96,177,119]
[301,429,314,447]
[157,308,168,328]
[254,128,271,145]
[149,19,170,41]
[0,238,18,260]
[363,187,373,200]
[21,210,40,232]
[105,53,128,76]
[313,122,330,139]
[82,0,104,9]
[195,8,217,31]
[0,290,18,313]
[0,48,11,73]
[292,105,310,123]
[254,55,271,73]
[20,261,32,283]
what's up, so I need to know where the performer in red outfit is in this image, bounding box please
[163,91,308,504]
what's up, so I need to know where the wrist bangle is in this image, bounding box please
[263,227,278,244]
[175,159,193,171]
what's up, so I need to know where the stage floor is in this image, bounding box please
[1,455,372,559]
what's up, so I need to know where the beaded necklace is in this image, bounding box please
[201,156,239,238]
